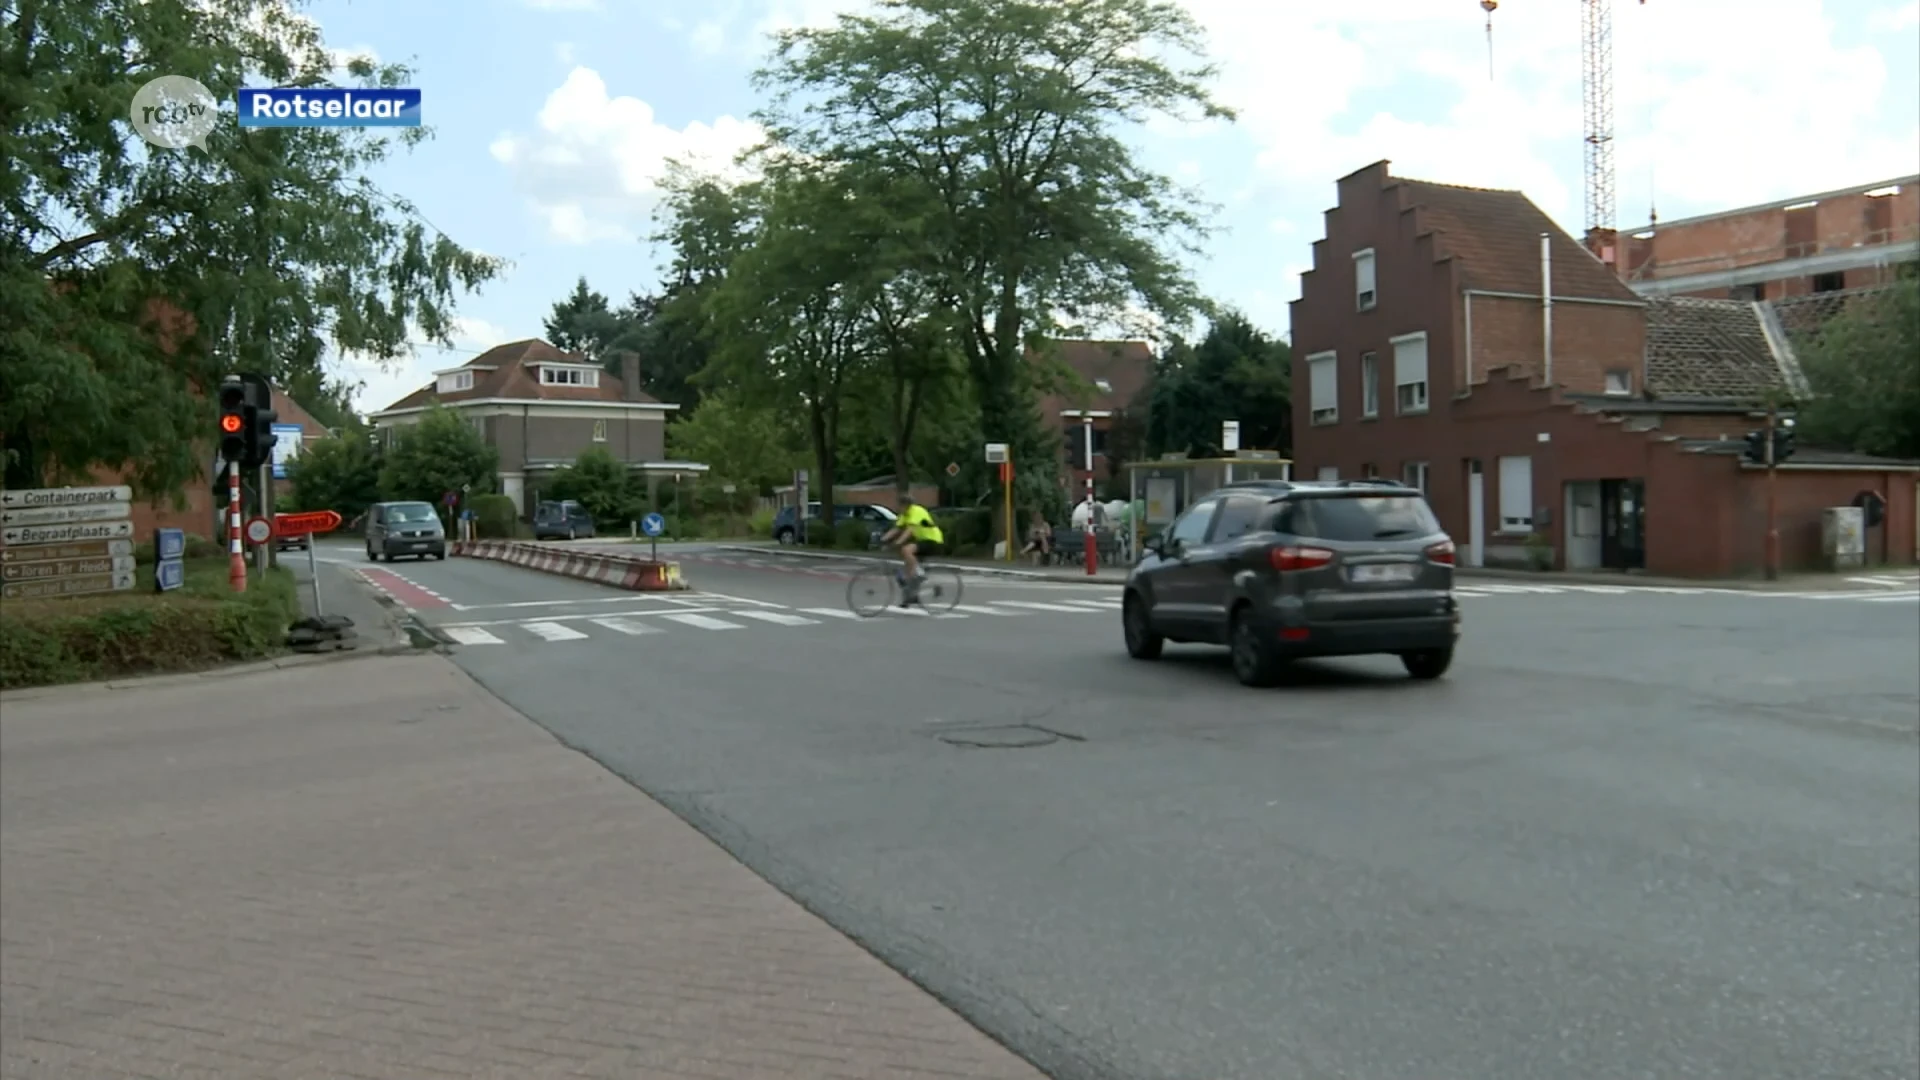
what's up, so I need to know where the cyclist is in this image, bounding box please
[880,494,945,606]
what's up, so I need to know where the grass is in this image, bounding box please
[0,551,300,691]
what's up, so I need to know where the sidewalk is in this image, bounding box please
[0,654,1046,1080]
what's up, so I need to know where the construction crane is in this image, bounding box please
[1480,0,1645,240]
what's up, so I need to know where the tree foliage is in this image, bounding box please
[1,0,502,493]
[754,0,1233,513]
[1793,278,1920,460]
[377,405,497,508]
[666,388,806,496]
[1147,311,1291,457]
[544,446,638,526]
[284,435,380,520]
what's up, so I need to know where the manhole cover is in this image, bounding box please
[935,724,1078,749]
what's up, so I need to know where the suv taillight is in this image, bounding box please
[1270,545,1335,571]
[1425,540,1456,565]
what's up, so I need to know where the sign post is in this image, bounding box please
[984,443,1011,562]
[1222,420,1240,485]
[793,468,810,545]
[0,486,137,600]
[274,510,344,615]
[641,511,666,563]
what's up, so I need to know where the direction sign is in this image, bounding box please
[1221,419,1241,454]
[244,516,274,545]
[0,485,131,510]
[1,569,135,600]
[640,512,666,538]
[945,461,961,478]
[984,442,1009,463]
[1,501,132,528]
[3,520,135,546]
[0,538,133,565]
[155,558,185,592]
[274,510,343,536]
[2,555,135,582]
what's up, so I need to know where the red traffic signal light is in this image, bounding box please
[220,414,243,433]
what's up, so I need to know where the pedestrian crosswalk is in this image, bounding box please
[431,595,1126,646]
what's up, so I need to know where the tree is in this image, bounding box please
[544,446,637,526]
[284,435,380,520]
[377,405,497,512]
[667,388,807,499]
[755,0,1233,525]
[1792,278,1920,460]
[1146,310,1291,457]
[2,0,503,494]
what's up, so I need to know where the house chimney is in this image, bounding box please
[616,351,642,401]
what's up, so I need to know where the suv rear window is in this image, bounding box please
[1286,494,1440,542]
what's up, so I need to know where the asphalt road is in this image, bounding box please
[323,540,1920,1080]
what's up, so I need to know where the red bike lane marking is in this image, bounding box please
[357,567,453,610]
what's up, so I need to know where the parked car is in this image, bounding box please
[532,500,595,540]
[771,502,897,545]
[364,500,447,561]
[1120,479,1460,687]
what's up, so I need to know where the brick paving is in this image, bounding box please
[0,653,1048,1080]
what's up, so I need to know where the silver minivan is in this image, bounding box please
[365,500,447,561]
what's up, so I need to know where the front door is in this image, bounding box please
[1599,479,1647,570]
[1465,460,1486,568]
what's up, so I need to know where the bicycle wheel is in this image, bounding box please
[917,565,964,614]
[846,565,898,618]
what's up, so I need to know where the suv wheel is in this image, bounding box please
[1122,593,1164,660]
[366,543,378,562]
[776,527,795,544]
[567,526,577,541]
[1229,606,1285,688]
[1401,648,1453,681]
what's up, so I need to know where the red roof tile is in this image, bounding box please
[1035,339,1155,415]
[1389,177,1641,302]
[377,339,658,413]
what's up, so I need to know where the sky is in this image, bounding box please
[304,0,1920,415]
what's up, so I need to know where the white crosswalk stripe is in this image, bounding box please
[658,612,745,631]
[521,621,588,642]
[991,600,1104,613]
[732,610,821,627]
[442,626,504,646]
[589,616,661,636]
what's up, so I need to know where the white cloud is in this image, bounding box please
[1870,0,1918,30]
[340,316,517,415]
[489,67,767,244]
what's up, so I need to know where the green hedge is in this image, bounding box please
[471,493,518,538]
[0,557,300,690]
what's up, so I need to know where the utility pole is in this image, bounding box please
[1764,403,1779,581]
[1082,415,1097,575]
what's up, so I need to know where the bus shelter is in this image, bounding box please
[1122,452,1294,562]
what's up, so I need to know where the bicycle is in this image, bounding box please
[846,554,964,617]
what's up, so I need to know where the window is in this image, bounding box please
[1353,248,1377,311]
[1729,283,1765,302]
[435,370,474,394]
[1167,500,1219,546]
[1360,352,1379,418]
[1208,496,1269,543]
[469,416,485,436]
[1811,271,1845,294]
[1289,494,1441,543]
[1094,378,1112,393]
[1603,369,1633,396]
[1362,463,1379,479]
[1315,465,1339,481]
[1402,461,1429,493]
[540,365,600,388]
[591,419,608,442]
[1307,351,1339,425]
[1497,455,1533,532]
[1392,332,1429,415]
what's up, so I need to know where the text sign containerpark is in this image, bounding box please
[3,520,136,546]
[0,538,134,564]
[274,510,343,536]
[0,485,131,509]
[237,87,421,128]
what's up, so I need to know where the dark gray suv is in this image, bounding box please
[1121,479,1460,686]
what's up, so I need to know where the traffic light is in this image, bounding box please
[1063,430,1085,470]
[1742,430,1767,465]
[246,403,279,470]
[217,378,248,464]
[1771,426,1796,464]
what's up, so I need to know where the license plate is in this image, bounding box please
[412,542,430,550]
[1350,563,1415,584]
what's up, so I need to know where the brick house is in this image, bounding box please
[1597,175,1918,301]
[1289,160,1919,577]
[369,340,704,518]
[1036,339,1155,502]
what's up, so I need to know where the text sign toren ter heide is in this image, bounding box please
[274,510,343,536]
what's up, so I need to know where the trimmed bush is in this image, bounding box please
[471,493,519,539]
[748,507,775,538]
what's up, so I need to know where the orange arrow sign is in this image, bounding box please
[274,510,344,536]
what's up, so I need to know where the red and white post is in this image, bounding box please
[1082,416,1098,575]
[227,459,247,593]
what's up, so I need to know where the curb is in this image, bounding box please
[453,539,687,591]
[708,544,1125,585]
[0,644,424,703]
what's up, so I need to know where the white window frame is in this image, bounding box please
[539,365,600,388]
[1315,465,1340,481]
[591,419,608,442]
[1362,462,1379,479]
[1402,460,1429,493]
[1093,378,1112,393]
[1497,455,1534,533]
[1307,351,1339,426]
[1359,351,1380,418]
[1604,369,1633,396]
[1391,330,1430,416]
[436,370,474,394]
[468,416,485,436]
[1353,248,1377,312]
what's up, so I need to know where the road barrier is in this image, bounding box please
[452,540,686,591]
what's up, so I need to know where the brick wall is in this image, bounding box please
[1629,182,1919,298]
[1468,294,1646,396]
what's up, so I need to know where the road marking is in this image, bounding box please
[800,607,863,620]
[731,610,821,627]
[882,606,967,618]
[1055,598,1122,609]
[434,606,742,628]
[1848,575,1909,587]
[992,600,1102,613]
[589,616,662,635]
[442,626,504,646]
[521,621,589,642]
[1860,592,1920,603]
[659,613,745,631]
[452,595,673,611]
[683,588,795,609]
[950,604,1026,616]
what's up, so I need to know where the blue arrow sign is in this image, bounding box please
[640,512,666,537]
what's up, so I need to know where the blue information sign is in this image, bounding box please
[154,527,186,593]
[640,512,666,537]
[154,558,184,592]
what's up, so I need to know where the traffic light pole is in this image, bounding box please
[255,461,273,575]
[1764,404,1780,582]
[227,460,247,593]
[1083,416,1097,576]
